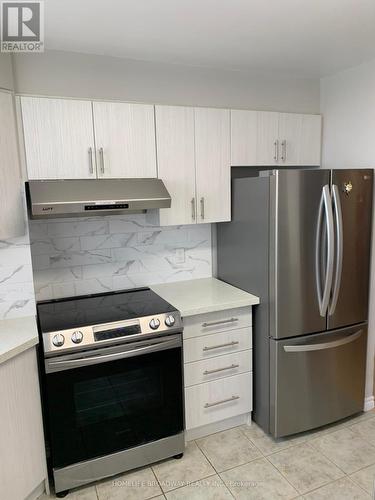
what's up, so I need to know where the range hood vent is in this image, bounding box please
[26,178,171,219]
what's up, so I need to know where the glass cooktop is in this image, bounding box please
[37,288,177,333]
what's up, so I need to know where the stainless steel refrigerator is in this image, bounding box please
[217,168,373,437]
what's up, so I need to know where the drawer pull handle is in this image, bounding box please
[202,318,239,328]
[204,395,240,408]
[203,341,239,352]
[203,363,239,375]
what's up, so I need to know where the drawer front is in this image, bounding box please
[183,307,252,339]
[184,350,252,387]
[185,372,252,430]
[184,327,252,363]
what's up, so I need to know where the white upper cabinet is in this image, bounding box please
[155,105,196,226]
[231,110,321,167]
[0,91,24,239]
[256,111,280,166]
[230,109,257,166]
[21,97,96,179]
[195,107,231,224]
[93,101,157,178]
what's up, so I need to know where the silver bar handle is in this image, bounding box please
[329,184,343,316]
[204,395,240,408]
[203,363,239,375]
[99,147,105,174]
[200,197,205,220]
[315,185,334,317]
[273,140,279,162]
[202,317,238,328]
[88,147,94,174]
[284,330,362,352]
[203,341,239,352]
[281,140,286,162]
[191,197,196,221]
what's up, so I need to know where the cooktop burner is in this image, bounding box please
[37,287,177,333]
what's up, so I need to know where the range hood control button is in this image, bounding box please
[52,333,65,347]
[149,318,160,330]
[165,315,175,327]
[71,331,83,344]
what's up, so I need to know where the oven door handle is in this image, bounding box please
[45,335,181,373]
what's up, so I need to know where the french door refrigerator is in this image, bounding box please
[217,168,373,437]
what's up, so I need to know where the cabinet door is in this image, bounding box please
[0,91,24,239]
[195,107,231,223]
[256,111,279,166]
[299,114,322,166]
[231,109,257,166]
[93,101,157,178]
[278,113,303,166]
[21,97,96,179]
[155,105,196,225]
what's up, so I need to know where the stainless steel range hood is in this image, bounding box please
[26,179,171,219]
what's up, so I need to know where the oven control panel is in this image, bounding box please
[43,312,182,355]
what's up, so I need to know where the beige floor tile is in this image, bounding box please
[220,457,299,499]
[240,422,307,456]
[40,486,98,500]
[351,417,375,446]
[350,463,375,495]
[196,427,262,472]
[152,442,215,493]
[96,467,162,500]
[303,477,370,500]
[268,442,343,494]
[309,428,375,474]
[165,475,232,499]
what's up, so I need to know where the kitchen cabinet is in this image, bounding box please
[231,109,321,166]
[195,107,231,223]
[0,347,47,500]
[0,91,24,239]
[93,101,157,178]
[156,106,231,226]
[20,97,96,180]
[155,105,196,225]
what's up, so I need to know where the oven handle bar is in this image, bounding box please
[45,335,182,373]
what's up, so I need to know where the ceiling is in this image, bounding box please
[45,0,375,78]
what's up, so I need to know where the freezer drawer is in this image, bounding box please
[270,324,367,438]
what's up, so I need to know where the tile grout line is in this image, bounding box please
[346,474,373,498]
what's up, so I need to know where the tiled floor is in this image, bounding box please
[40,410,375,500]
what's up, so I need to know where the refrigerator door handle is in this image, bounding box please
[329,184,344,316]
[315,185,335,317]
[283,329,362,352]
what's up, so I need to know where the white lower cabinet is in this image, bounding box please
[185,372,252,430]
[183,307,253,437]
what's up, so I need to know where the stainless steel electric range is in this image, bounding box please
[37,288,184,497]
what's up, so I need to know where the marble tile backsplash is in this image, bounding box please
[29,213,213,301]
[0,232,36,320]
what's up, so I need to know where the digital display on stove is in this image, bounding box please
[94,324,141,341]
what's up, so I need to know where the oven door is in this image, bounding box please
[44,334,184,469]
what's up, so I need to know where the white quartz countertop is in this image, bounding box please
[151,277,259,317]
[0,316,39,365]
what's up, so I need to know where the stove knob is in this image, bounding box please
[149,318,160,330]
[71,331,83,344]
[165,315,176,327]
[52,333,65,347]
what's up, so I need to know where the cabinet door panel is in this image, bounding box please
[195,107,231,223]
[256,111,279,166]
[155,105,196,226]
[231,109,257,166]
[300,114,322,166]
[93,101,157,178]
[21,97,95,179]
[278,113,303,166]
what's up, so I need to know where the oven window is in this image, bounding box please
[45,346,183,469]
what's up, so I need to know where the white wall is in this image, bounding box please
[12,50,320,113]
[0,54,14,90]
[321,58,375,404]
